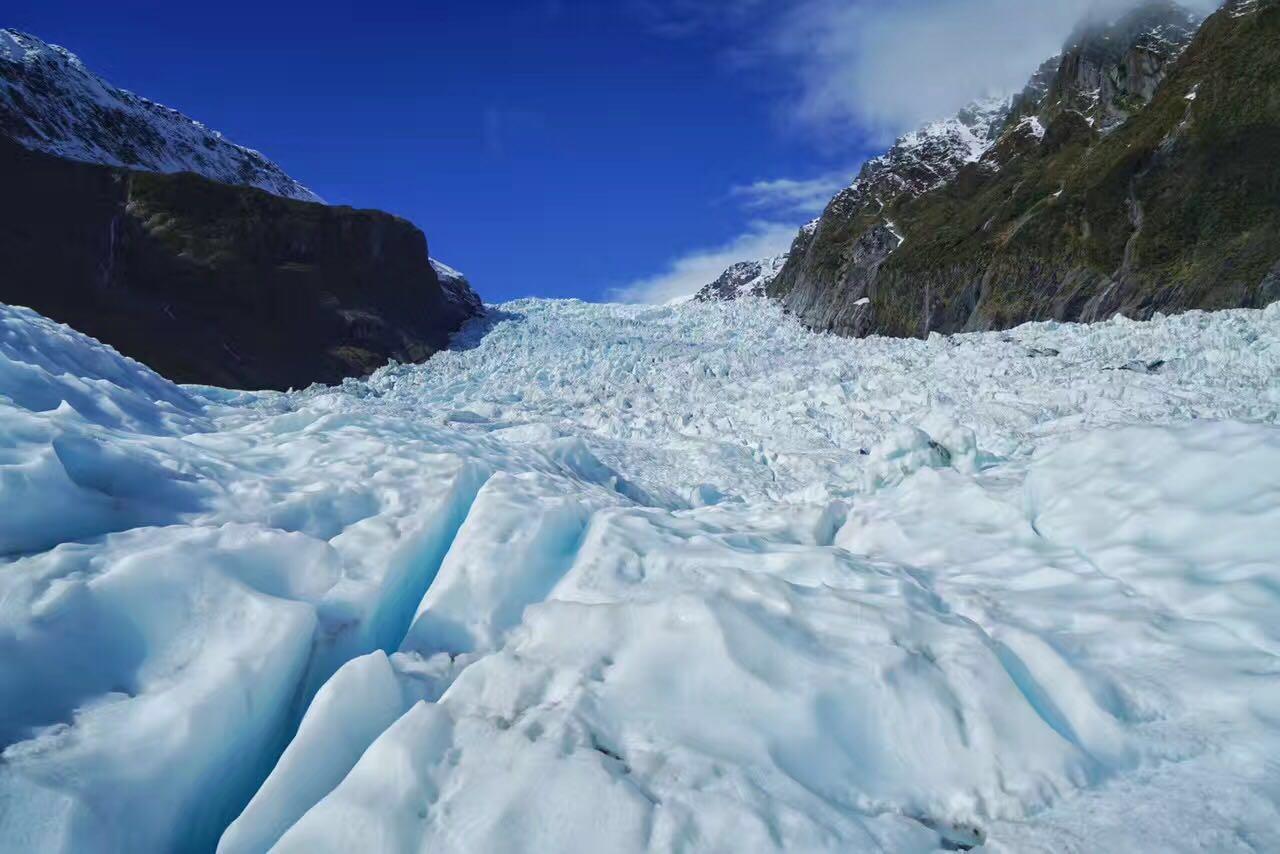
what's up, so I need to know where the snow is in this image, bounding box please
[1,296,1279,852]
[884,218,906,249]
[429,258,484,313]
[828,94,1012,218]
[1018,115,1047,139]
[0,29,321,203]
[733,254,788,297]
[694,255,788,302]
[1230,0,1260,18]
[868,108,1001,193]
[427,258,465,281]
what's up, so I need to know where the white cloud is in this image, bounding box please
[610,169,850,305]
[633,0,1217,143]
[617,1,1222,306]
[729,171,851,215]
[765,0,1218,141]
[610,220,799,304]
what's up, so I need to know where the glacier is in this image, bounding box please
[1,297,1279,852]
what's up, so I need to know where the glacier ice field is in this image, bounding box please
[1,296,1279,852]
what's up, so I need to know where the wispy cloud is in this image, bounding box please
[635,0,1217,142]
[729,171,851,216]
[617,0,1221,306]
[610,220,798,304]
[611,162,851,306]
[766,0,1178,141]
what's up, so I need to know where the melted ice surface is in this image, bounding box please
[1,298,1278,852]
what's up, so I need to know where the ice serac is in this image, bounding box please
[401,471,618,657]
[0,29,320,202]
[3,293,1280,851]
[768,0,1280,337]
[0,302,492,851]
[217,651,434,854]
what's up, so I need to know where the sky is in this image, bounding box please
[8,0,1202,303]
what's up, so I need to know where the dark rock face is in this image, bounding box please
[1038,0,1201,130]
[769,0,1280,338]
[0,137,480,390]
[430,259,485,317]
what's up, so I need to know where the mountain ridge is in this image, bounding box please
[0,28,322,203]
[0,30,483,389]
[703,0,1280,337]
[693,253,790,301]
[0,135,481,389]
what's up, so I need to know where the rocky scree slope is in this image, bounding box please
[765,0,1280,337]
[0,31,482,390]
[0,29,321,202]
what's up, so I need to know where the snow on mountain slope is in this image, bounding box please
[429,259,484,315]
[0,29,321,202]
[839,94,1011,208]
[1,297,1279,852]
[694,254,789,301]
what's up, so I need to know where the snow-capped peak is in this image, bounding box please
[832,93,1014,213]
[0,29,322,203]
[694,253,789,301]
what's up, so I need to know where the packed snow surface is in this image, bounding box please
[1,297,1279,853]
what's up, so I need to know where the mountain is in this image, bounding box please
[693,252,790,301]
[0,30,482,390]
[0,29,321,202]
[764,0,1280,337]
[432,258,485,316]
[0,136,480,390]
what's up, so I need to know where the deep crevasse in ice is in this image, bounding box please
[1,298,1279,852]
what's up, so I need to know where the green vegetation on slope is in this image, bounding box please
[774,0,1280,337]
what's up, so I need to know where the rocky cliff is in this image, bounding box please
[0,29,482,389]
[431,258,485,316]
[0,136,479,389]
[767,0,1280,337]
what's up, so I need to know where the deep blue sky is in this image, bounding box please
[9,0,879,302]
